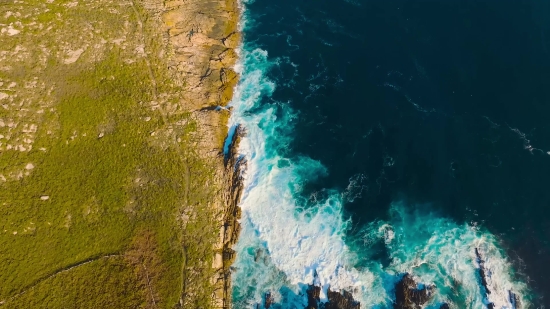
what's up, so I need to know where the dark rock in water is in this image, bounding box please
[393,274,435,309]
[306,285,321,309]
[322,288,360,309]
[306,285,360,309]
[509,290,521,309]
[265,292,274,309]
[475,248,491,295]
[439,303,450,309]
[305,270,359,309]
[475,248,496,309]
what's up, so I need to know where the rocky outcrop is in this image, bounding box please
[265,292,275,309]
[475,248,491,295]
[163,0,240,108]
[305,285,360,309]
[393,274,435,309]
[475,248,523,309]
[159,0,242,307]
[162,0,240,160]
[475,248,495,309]
[323,289,361,309]
[148,0,242,307]
[509,290,522,309]
[213,125,246,308]
[306,285,322,309]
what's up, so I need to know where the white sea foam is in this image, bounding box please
[358,204,531,308]
[227,2,532,308]
[227,45,382,307]
[226,25,390,305]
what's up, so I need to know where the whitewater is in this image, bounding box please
[225,1,533,308]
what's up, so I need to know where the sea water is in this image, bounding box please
[227,0,550,307]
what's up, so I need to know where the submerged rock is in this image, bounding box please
[393,274,435,309]
[439,303,450,309]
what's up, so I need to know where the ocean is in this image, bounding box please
[226,0,550,308]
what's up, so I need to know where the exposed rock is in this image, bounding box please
[265,292,274,309]
[393,274,435,309]
[212,252,223,269]
[509,290,521,309]
[306,285,321,309]
[475,248,496,309]
[305,285,360,309]
[215,123,246,308]
[160,0,242,307]
[162,0,240,112]
[475,248,491,294]
[322,289,360,309]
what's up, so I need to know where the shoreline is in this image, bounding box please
[218,124,246,308]
[161,0,243,307]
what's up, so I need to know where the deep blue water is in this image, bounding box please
[228,0,550,308]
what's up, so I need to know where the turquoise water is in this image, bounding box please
[227,0,550,307]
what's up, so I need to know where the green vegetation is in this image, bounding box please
[5,257,146,308]
[0,0,223,308]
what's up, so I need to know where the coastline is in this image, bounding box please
[161,0,243,307]
[159,0,537,308]
[0,0,534,308]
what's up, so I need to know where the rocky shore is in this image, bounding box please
[291,248,525,309]
[160,0,242,307]
[160,2,523,309]
[215,125,246,308]
[303,274,435,309]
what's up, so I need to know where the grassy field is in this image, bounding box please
[0,0,222,308]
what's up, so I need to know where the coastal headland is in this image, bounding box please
[0,0,241,307]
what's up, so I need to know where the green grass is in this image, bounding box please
[3,257,147,309]
[1,51,175,305]
[0,1,224,307]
